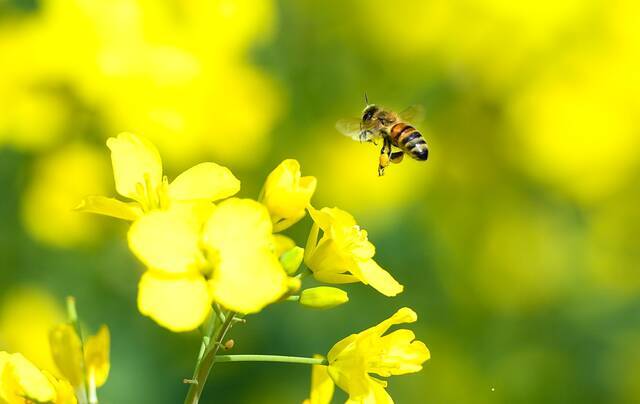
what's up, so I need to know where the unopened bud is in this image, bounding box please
[287,277,302,293]
[280,246,304,275]
[299,287,349,309]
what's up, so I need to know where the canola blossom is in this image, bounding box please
[305,206,404,296]
[73,132,429,403]
[0,299,110,404]
[130,198,290,330]
[0,352,75,404]
[305,308,430,404]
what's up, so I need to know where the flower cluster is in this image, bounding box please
[78,133,405,331]
[79,132,428,402]
[0,300,110,404]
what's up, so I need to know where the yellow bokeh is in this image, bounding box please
[0,287,64,376]
[21,143,110,248]
[0,0,282,166]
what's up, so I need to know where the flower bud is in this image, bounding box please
[261,159,317,232]
[299,287,349,309]
[280,246,304,275]
[287,277,302,293]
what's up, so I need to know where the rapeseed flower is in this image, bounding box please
[0,352,75,404]
[77,132,240,221]
[260,159,317,232]
[49,324,110,390]
[305,206,403,296]
[306,308,429,404]
[129,198,289,331]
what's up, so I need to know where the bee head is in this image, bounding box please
[362,105,379,123]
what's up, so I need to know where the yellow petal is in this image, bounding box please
[137,271,212,332]
[169,162,240,202]
[374,330,430,376]
[44,371,77,404]
[359,307,418,341]
[347,380,394,404]
[75,195,142,221]
[84,325,110,387]
[305,355,334,404]
[203,198,273,250]
[49,324,84,387]
[203,198,288,313]
[273,234,296,257]
[106,133,162,200]
[1,353,56,403]
[208,249,288,314]
[352,259,403,297]
[128,210,203,274]
[261,159,316,230]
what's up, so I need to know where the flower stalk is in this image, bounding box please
[215,355,327,366]
[66,296,95,404]
[184,311,237,404]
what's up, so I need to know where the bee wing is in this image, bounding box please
[398,104,425,123]
[336,118,374,142]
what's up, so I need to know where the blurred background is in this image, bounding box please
[1,0,639,402]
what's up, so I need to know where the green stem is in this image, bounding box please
[215,355,327,366]
[66,297,94,404]
[183,311,236,404]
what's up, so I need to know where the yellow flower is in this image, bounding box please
[326,308,430,404]
[129,198,290,331]
[77,132,240,220]
[0,351,75,404]
[49,324,110,390]
[260,159,317,232]
[304,206,403,296]
[303,355,334,404]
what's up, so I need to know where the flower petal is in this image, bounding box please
[43,371,77,404]
[360,307,418,341]
[84,325,110,387]
[169,162,240,202]
[1,353,56,403]
[209,249,288,314]
[137,271,211,332]
[203,198,288,313]
[203,198,273,250]
[75,195,142,221]
[352,259,404,297]
[261,159,316,229]
[305,355,334,404]
[48,324,84,387]
[106,133,162,200]
[273,234,295,257]
[373,330,430,376]
[128,210,203,274]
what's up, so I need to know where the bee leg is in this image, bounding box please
[390,151,404,164]
[378,138,391,176]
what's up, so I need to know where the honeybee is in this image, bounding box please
[336,95,428,176]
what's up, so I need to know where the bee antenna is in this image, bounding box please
[364,92,369,105]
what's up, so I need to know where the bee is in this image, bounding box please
[336,95,428,176]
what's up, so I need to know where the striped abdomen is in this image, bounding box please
[389,122,429,161]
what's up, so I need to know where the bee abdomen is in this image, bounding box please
[391,123,428,161]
